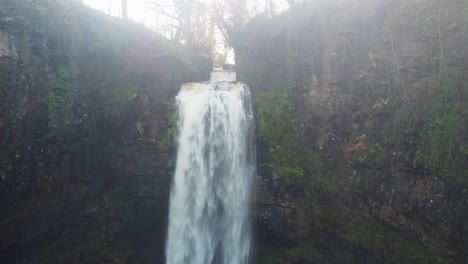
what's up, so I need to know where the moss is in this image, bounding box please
[424,111,463,174]
[2,0,213,124]
[258,256,289,264]
[257,92,305,180]
[305,152,341,195]
[48,66,79,127]
[283,241,323,262]
[157,101,177,153]
[240,0,465,262]
[157,127,174,153]
[313,206,457,263]
[257,256,289,264]
[415,66,466,180]
[256,242,325,264]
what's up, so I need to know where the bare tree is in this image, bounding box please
[212,0,248,39]
[150,0,215,54]
[148,0,290,57]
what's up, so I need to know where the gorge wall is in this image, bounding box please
[0,0,210,263]
[233,0,467,263]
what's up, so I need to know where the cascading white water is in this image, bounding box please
[165,80,255,264]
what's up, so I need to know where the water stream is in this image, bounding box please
[165,74,255,264]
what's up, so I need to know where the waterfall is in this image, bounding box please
[165,80,255,264]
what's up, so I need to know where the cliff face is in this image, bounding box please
[0,0,210,262]
[235,0,467,263]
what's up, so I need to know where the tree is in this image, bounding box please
[148,0,290,59]
[150,0,215,54]
[212,0,248,39]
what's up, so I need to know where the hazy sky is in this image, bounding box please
[83,0,161,29]
[81,0,288,63]
[82,0,289,29]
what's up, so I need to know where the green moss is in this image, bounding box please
[2,0,212,128]
[313,206,455,263]
[419,66,466,179]
[157,102,177,153]
[48,66,79,127]
[283,241,323,262]
[424,112,463,173]
[0,60,20,136]
[257,256,288,264]
[342,217,386,249]
[257,92,305,179]
[157,127,174,153]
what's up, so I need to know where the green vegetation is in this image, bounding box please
[0,0,212,197]
[0,0,211,136]
[257,92,305,179]
[314,205,446,263]
[0,59,22,141]
[257,256,288,264]
[157,102,177,153]
[283,241,323,262]
[425,110,463,175]
[238,0,466,262]
[422,66,465,177]
[48,66,79,127]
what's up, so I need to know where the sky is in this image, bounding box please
[82,0,233,62]
[82,0,290,30]
[83,0,161,29]
[81,0,289,63]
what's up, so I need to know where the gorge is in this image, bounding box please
[0,0,466,263]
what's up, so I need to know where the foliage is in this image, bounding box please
[257,92,304,179]
[257,256,288,264]
[283,241,323,261]
[313,206,446,263]
[48,66,79,127]
[151,0,215,54]
[0,59,27,143]
[157,101,178,153]
[425,112,463,173]
[238,0,466,261]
